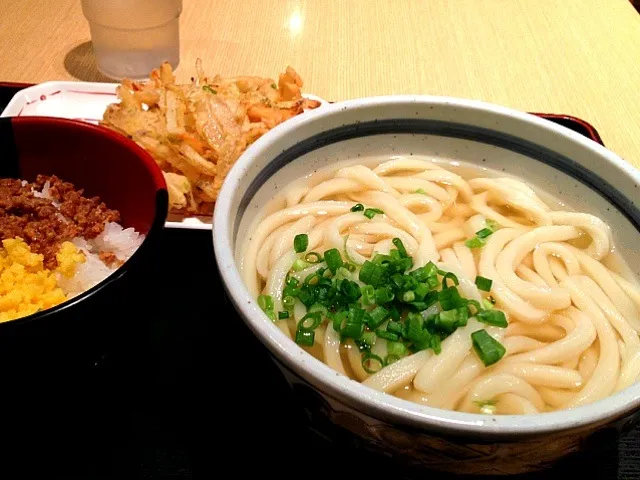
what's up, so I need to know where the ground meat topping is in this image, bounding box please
[0,176,122,269]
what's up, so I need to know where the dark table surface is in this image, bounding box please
[0,85,639,480]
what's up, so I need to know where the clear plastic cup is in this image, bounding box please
[81,0,182,80]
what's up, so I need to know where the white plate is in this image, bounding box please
[1,81,328,230]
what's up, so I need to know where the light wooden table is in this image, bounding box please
[1,0,640,166]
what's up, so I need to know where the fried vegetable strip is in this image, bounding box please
[101,61,320,214]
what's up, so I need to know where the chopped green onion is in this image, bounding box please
[350,203,364,212]
[363,208,384,219]
[294,234,309,253]
[304,252,323,264]
[471,330,506,366]
[361,285,376,305]
[341,322,364,340]
[436,307,469,333]
[305,273,320,286]
[292,258,309,271]
[344,262,357,272]
[430,334,442,354]
[375,286,395,303]
[359,261,386,287]
[387,321,404,336]
[482,298,495,310]
[476,310,508,328]
[309,303,328,315]
[466,299,482,315]
[324,248,343,274]
[412,268,437,284]
[475,276,493,291]
[295,329,315,346]
[367,306,390,328]
[375,329,399,341]
[439,287,465,310]
[392,238,408,258]
[297,289,314,307]
[485,219,499,231]
[340,280,361,300]
[334,267,352,281]
[475,228,494,239]
[278,311,290,320]
[412,329,433,350]
[258,295,274,312]
[202,85,217,94]
[384,354,400,365]
[465,237,487,249]
[405,313,424,342]
[298,312,323,331]
[441,272,459,288]
[387,341,408,358]
[414,188,427,195]
[283,296,296,309]
[413,283,429,301]
[348,306,366,325]
[361,331,376,349]
[414,290,439,311]
[402,291,416,303]
[361,352,384,374]
[331,311,348,333]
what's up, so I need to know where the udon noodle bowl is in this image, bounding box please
[239,155,640,415]
[0,175,143,322]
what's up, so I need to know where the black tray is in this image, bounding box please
[0,84,637,480]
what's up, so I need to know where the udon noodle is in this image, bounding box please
[240,156,640,415]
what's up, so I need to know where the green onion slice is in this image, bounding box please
[350,203,364,212]
[283,296,296,309]
[392,238,408,258]
[367,306,389,329]
[297,312,323,332]
[475,228,494,239]
[476,310,508,328]
[361,352,384,374]
[485,219,499,231]
[441,272,459,288]
[475,275,493,291]
[294,234,309,253]
[295,329,315,346]
[304,252,323,264]
[384,354,400,365]
[387,341,408,358]
[465,237,486,249]
[375,329,399,341]
[258,294,274,312]
[324,248,343,274]
[361,285,376,305]
[471,329,506,366]
[363,208,384,219]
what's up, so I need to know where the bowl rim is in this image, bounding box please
[0,116,168,329]
[213,94,640,437]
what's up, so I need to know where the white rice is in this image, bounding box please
[30,181,145,297]
[57,223,144,298]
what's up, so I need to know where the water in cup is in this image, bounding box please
[81,0,182,80]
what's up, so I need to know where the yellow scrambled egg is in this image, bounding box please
[0,238,85,322]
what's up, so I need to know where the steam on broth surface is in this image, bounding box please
[240,155,640,415]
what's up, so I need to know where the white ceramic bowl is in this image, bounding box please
[213,96,640,475]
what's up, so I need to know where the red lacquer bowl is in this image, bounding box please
[0,116,168,374]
